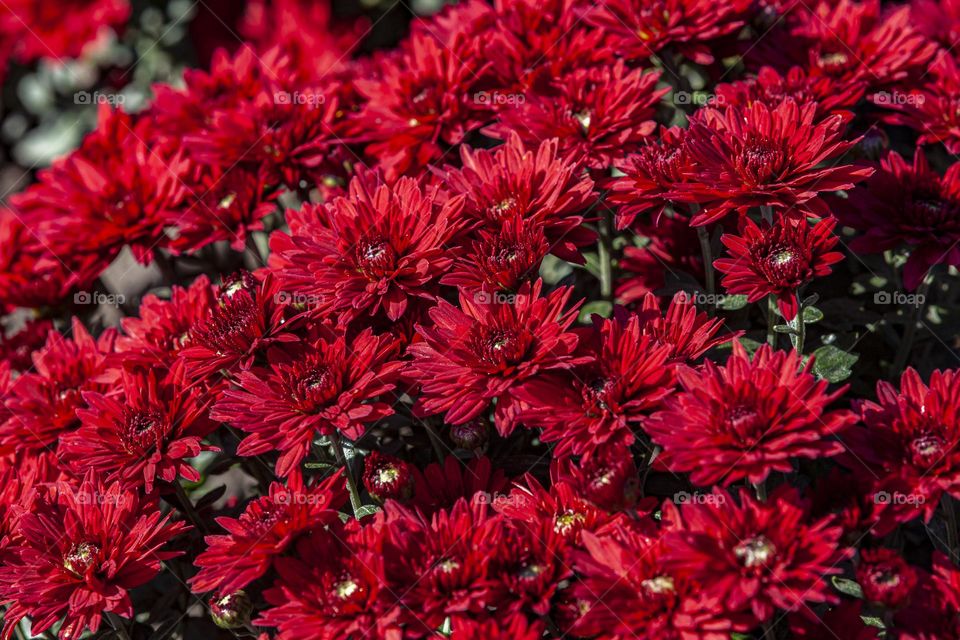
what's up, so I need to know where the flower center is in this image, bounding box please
[63,542,100,576]
[290,363,339,412]
[355,237,396,279]
[121,409,167,454]
[734,536,776,568]
[641,575,675,594]
[760,243,807,285]
[474,327,528,369]
[817,50,852,74]
[737,138,785,183]
[554,509,586,536]
[909,434,945,468]
[191,291,261,357]
[721,404,765,443]
[573,110,592,133]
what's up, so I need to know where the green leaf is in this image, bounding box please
[304,462,336,470]
[832,576,865,599]
[802,305,824,324]
[579,300,613,323]
[773,324,796,334]
[719,294,748,311]
[861,615,886,629]
[736,338,764,356]
[812,345,859,383]
[354,504,382,520]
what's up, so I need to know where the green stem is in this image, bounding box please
[754,479,768,502]
[173,481,209,535]
[766,295,777,347]
[696,225,715,305]
[330,431,363,516]
[423,420,447,463]
[891,274,933,376]
[105,612,132,640]
[789,293,805,354]
[943,494,959,564]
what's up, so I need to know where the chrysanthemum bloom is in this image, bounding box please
[714,215,844,321]
[488,61,667,170]
[0,318,54,372]
[752,0,936,94]
[212,328,400,477]
[856,547,918,608]
[363,451,415,503]
[256,522,401,640]
[514,313,676,458]
[354,31,489,179]
[634,291,731,363]
[0,210,76,310]
[669,99,872,225]
[788,601,881,640]
[116,275,216,369]
[893,554,960,640]
[714,66,866,119]
[410,456,509,517]
[191,472,346,594]
[838,151,960,290]
[614,216,705,303]
[663,487,849,622]
[62,363,218,492]
[607,126,695,230]
[479,0,611,93]
[0,319,117,455]
[179,274,297,381]
[451,615,544,640]
[845,368,960,535]
[442,215,550,293]
[552,446,642,511]
[407,280,583,435]
[585,0,750,64]
[0,476,187,640]
[570,527,753,639]
[438,134,595,263]
[911,0,960,48]
[11,107,190,278]
[270,173,464,324]
[873,53,960,155]
[645,342,854,486]
[0,0,130,64]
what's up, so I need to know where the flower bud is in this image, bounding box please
[210,591,253,629]
[450,418,490,451]
[362,451,414,503]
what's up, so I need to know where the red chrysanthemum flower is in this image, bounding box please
[873,52,960,155]
[116,275,216,369]
[442,215,550,293]
[663,487,849,622]
[634,291,732,364]
[645,342,854,486]
[256,521,401,640]
[911,0,960,48]
[191,472,346,595]
[856,547,918,608]
[614,216,705,303]
[0,318,54,372]
[179,274,297,381]
[607,126,695,230]
[845,368,960,535]
[11,107,190,277]
[354,31,489,179]
[211,328,401,477]
[0,0,130,64]
[488,61,666,170]
[270,173,464,324]
[407,280,583,435]
[752,0,937,94]
[714,214,844,320]
[670,99,872,225]
[551,445,644,512]
[0,475,187,640]
[0,319,117,455]
[837,150,960,290]
[0,210,76,309]
[585,0,750,65]
[515,313,676,458]
[363,451,415,503]
[410,456,509,517]
[570,525,753,639]
[714,66,866,119]
[62,362,217,492]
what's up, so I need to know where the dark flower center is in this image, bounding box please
[63,542,100,576]
[737,137,785,184]
[734,535,776,568]
[192,291,262,357]
[487,196,519,219]
[355,237,396,279]
[907,194,959,229]
[760,243,807,285]
[909,434,945,468]
[721,404,765,443]
[817,50,852,74]
[289,363,340,412]
[121,409,167,454]
[473,327,530,369]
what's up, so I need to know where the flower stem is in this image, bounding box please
[766,295,777,347]
[696,225,715,299]
[330,431,363,516]
[754,479,768,502]
[423,420,446,463]
[891,273,933,376]
[173,481,209,535]
[105,612,132,640]
[789,294,805,354]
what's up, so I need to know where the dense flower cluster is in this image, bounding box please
[1,0,960,638]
